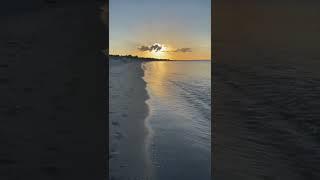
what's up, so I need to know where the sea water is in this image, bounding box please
[142,61,211,180]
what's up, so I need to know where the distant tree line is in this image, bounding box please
[109,54,170,61]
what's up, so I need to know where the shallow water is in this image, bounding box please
[142,61,211,180]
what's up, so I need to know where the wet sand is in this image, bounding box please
[109,58,152,180]
[1,1,107,179]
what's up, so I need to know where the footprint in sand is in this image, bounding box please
[109,151,119,159]
[112,121,119,126]
[121,114,128,118]
[120,164,128,168]
[114,132,124,140]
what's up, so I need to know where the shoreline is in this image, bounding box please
[109,59,152,179]
[139,60,211,180]
[141,62,155,180]
[108,55,211,62]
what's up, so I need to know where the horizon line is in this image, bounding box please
[109,54,211,61]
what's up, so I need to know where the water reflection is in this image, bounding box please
[143,61,169,97]
[142,61,211,180]
[143,61,211,98]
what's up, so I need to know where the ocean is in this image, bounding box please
[142,61,211,180]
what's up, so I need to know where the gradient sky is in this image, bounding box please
[109,0,211,60]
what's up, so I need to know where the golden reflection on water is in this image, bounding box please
[143,61,169,97]
[143,61,211,98]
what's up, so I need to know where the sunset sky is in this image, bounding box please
[109,0,211,60]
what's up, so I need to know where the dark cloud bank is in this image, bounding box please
[138,44,162,52]
[174,48,192,52]
[138,44,192,53]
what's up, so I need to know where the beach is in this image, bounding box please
[1,1,107,179]
[109,59,211,180]
[109,58,151,180]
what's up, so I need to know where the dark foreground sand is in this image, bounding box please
[109,58,151,180]
[1,1,107,179]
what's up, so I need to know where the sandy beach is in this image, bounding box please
[109,59,211,180]
[1,1,107,179]
[109,58,152,180]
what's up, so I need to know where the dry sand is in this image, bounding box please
[1,2,107,179]
[109,58,152,180]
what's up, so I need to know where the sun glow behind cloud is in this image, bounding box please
[109,0,211,60]
[134,44,171,60]
[136,43,170,59]
[151,44,166,58]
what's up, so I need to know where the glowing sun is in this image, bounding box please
[151,43,167,59]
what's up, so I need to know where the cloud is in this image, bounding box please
[150,44,162,52]
[138,44,163,52]
[164,48,192,53]
[174,48,192,52]
[138,43,192,53]
[138,46,151,51]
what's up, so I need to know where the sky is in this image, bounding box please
[109,0,211,60]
